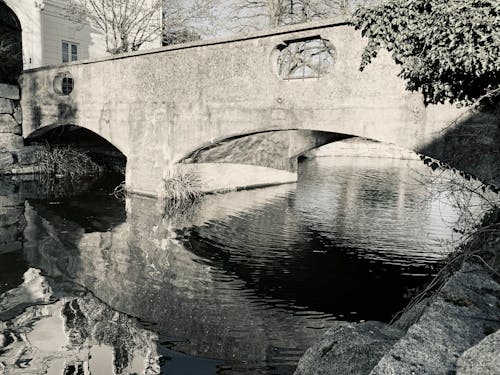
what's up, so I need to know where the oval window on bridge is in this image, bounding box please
[53,72,74,95]
[277,37,336,80]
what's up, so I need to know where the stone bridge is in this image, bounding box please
[20,18,498,196]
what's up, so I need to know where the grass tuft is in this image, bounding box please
[159,170,203,215]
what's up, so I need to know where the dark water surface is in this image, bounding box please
[0,157,472,374]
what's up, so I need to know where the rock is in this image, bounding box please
[11,146,43,165]
[0,211,25,227]
[370,263,500,375]
[392,297,431,331]
[10,165,42,175]
[0,134,23,151]
[0,241,22,254]
[13,106,22,124]
[0,99,13,114]
[294,321,404,375]
[0,152,14,169]
[0,114,21,134]
[456,329,500,374]
[0,84,20,100]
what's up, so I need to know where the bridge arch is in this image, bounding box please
[178,128,354,171]
[173,128,436,193]
[24,123,127,157]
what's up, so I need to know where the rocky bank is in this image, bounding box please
[294,258,500,375]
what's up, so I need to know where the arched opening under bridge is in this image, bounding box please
[25,124,127,175]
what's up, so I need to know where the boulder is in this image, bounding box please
[294,321,404,375]
[456,329,500,374]
[370,263,500,375]
[0,99,13,114]
[0,84,20,100]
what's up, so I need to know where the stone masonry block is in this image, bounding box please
[0,98,13,114]
[0,84,20,100]
[0,114,21,133]
[0,134,23,151]
[0,152,14,169]
[13,106,22,124]
[12,145,44,165]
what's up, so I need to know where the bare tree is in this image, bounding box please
[66,0,162,54]
[228,0,351,32]
[162,0,220,46]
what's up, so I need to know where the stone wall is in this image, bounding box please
[0,84,23,170]
[0,83,42,175]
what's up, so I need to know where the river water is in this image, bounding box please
[0,156,477,374]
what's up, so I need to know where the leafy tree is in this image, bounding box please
[353,0,500,106]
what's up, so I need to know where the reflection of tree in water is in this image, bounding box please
[0,269,160,375]
[62,296,160,374]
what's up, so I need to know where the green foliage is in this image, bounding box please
[353,0,500,106]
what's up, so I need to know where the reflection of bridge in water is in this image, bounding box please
[20,183,326,373]
[4,156,471,373]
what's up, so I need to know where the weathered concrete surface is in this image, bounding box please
[183,130,347,171]
[177,163,297,194]
[20,18,496,195]
[294,321,404,375]
[306,137,421,160]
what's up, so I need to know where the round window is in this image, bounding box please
[53,72,74,95]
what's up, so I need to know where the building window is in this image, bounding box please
[62,41,78,63]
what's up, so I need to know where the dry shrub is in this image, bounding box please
[36,145,102,178]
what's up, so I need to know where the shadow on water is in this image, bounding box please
[0,157,477,374]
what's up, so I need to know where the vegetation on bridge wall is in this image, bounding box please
[353,0,499,106]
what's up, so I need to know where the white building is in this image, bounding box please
[1,0,161,71]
